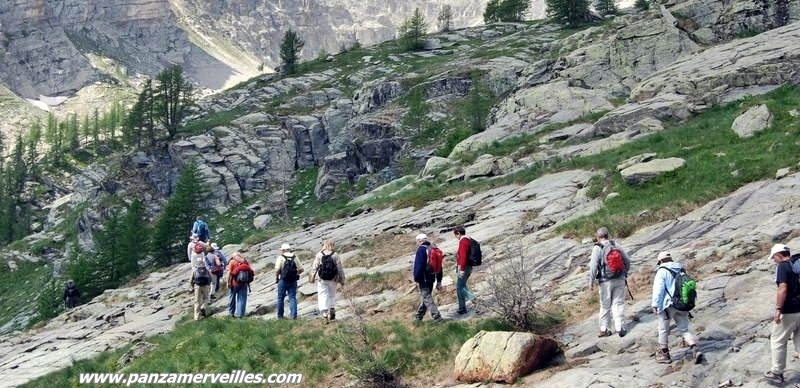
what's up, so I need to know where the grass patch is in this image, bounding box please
[21,317,514,388]
[181,107,246,135]
[0,261,53,332]
[555,85,800,238]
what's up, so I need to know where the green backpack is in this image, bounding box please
[661,267,697,311]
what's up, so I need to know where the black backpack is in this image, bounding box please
[318,252,338,281]
[281,255,299,282]
[467,238,482,266]
[193,266,211,286]
[64,284,79,298]
[660,267,697,312]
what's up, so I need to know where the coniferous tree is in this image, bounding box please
[279,29,305,75]
[119,199,148,273]
[484,0,501,23]
[154,66,193,139]
[499,0,531,21]
[125,79,156,147]
[634,0,650,11]
[466,72,491,132]
[398,8,428,51]
[485,0,530,22]
[92,108,100,145]
[152,159,206,267]
[594,0,617,16]
[80,113,90,147]
[403,86,430,133]
[437,4,454,32]
[546,0,590,26]
[26,120,41,180]
[66,114,79,153]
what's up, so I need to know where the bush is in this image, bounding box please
[336,301,403,387]
[483,244,564,332]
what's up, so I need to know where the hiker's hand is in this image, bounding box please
[652,307,658,315]
[436,283,442,291]
[775,309,782,324]
[459,270,465,278]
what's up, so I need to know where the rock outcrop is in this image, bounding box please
[454,331,559,383]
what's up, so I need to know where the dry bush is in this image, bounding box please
[484,244,563,332]
[335,298,405,388]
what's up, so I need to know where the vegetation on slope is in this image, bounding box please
[21,317,513,388]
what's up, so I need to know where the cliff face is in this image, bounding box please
[171,0,490,68]
[0,0,489,101]
[0,0,230,98]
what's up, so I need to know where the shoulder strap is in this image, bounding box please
[657,266,679,297]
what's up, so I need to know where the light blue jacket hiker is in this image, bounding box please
[651,261,684,312]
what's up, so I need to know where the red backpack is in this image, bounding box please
[193,242,204,254]
[230,259,255,286]
[599,242,625,278]
[426,245,444,274]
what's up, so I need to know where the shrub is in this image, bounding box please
[483,244,564,332]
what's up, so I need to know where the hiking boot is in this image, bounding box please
[456,308,467,315]
[618,328,627,338]
[764,370,784,384]
[200,307,206,318]
[597,329,613,338]
[433,315,443,322]
[691,347,703,364]
[655,349,672,364]
[329,308,336,321]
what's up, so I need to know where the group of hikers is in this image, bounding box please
[186,217,348,322]
[589,226,800,383]
[185,218,480,324]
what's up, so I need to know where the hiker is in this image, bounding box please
[309,239,345,322]
[64,280,81,309]
[205,243,227,299]
[189,238,205,264]
[588,226,631,337]
[187,234,200,262]
[275,243,303,319]
[413,234,442,322]
[227,252,254,318]
[651,251,702,364]
[764,244,800,384]
[189,257,212,320]
[453,225,476,314]
[192,216,210,242]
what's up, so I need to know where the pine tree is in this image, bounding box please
[594,0,617,16]
[93,108,100,145]
[466,72,491,132]
[154,66,193,139]
[546,0,590,26]
[437,4,454,32]
[403,86,430,133]
[279,29,305,75]
[634,0,650,11]
[499,0,531,21]
[67,114,79,153]
[151,159,206,267]
[119,199,148,274]
[484,0,501,23]
[25,120,41,180]
[398,8,428,51]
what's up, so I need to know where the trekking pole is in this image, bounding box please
[625,279,634,300]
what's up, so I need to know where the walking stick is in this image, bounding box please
[625,279,634,300]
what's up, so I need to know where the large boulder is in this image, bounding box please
[620,157,687,185]
[454,331,559,384]
[731,104,773,138]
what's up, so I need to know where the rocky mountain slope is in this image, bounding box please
[1,0,800,386]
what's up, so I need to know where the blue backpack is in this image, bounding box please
[195,220,209,239]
